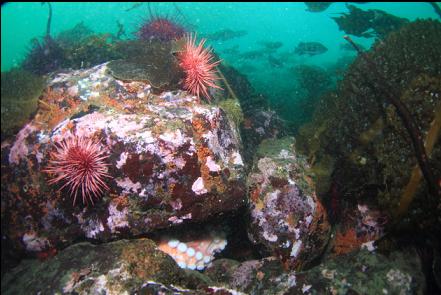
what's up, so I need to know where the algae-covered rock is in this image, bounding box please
[240,109,288,167]
[108,40,183,91]
[55,22,125,69]
[1,63,246,258]
[62,34,124,70]
[225,258,288,294]
[204,259,241,285]
[296,248,426,295]
[56,21,94,46]
[217,248,425,295]
[291,64,333,99]
[218,98,245,129]
[0,238,210,294]
[1,69,45,138]
[206,249,426,295]
[247,137,330,270]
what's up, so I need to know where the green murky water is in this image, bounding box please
[1,2,438,128]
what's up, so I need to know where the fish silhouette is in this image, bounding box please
[294,42,328,56]
[203,29,248,41]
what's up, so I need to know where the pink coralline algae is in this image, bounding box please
[2,63,246,256]
[43,136,112,206]
[8,123,38,165]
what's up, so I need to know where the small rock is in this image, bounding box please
[247,137,330,269]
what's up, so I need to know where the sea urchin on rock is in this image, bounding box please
[43,135,111,206]
[177,33,222,102]
[136,3,187,42]
[137,17,186,42]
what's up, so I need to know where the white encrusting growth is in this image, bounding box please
[192,177,208,195]
[290,240,302,257]
[206,156,221,172]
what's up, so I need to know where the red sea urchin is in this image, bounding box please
[177,33,222,101]
[43,136,111,206]
[137,3,187,42]
[138,17,186,42]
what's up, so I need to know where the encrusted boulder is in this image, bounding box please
[1,63,246,256]
[0,237,242,294]
[107,40,183,92]
[330,202,388,256]
[247,137,330,269]
[205,249,425,294]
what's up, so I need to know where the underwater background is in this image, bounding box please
[2,2,440,129]
[1,2,441,294]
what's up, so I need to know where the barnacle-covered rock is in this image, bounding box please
[247,137,330,270]
[1,63,246,257]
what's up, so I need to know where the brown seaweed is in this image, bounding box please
[343,35,440,201]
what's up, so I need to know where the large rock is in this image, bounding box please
[1,63,246,256]
[247,137,330,270]
[205,249,426,294]
[0,238,245,294]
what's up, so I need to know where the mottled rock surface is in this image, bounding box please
[219,64,289,167]
[247,137,330,269]
[0,238,245,295]
[206,249,425,295]
[1,63,246,256]
[107,40,183,91]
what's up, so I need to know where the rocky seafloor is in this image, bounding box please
[2,19,440,294]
